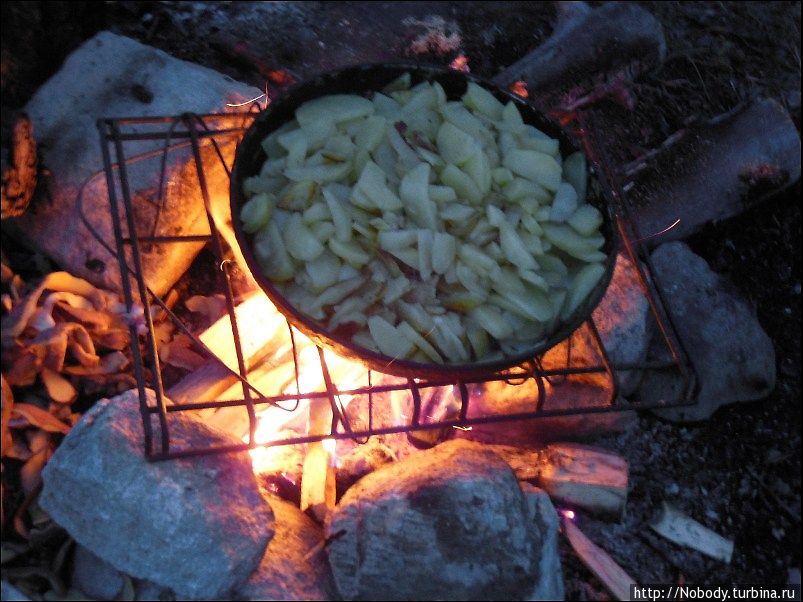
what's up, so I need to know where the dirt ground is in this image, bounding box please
[1,0,800,597]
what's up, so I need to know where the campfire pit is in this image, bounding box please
[3,2,797,599]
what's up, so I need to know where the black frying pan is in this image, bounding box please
[230,63,618,380]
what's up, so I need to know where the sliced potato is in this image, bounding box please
[244,77,608,365]
[368,315,414,359]
[503,150,562,191]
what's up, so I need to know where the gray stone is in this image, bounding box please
[1,581,30,601]
[541,252,653,397]
[592,253,653,396]
[325,439,543,601]
[236,495,334,601]
[494,2,666,93]
[521,485,564,601]
[40,389,274,599]
[12,31,261,297]
[640,242,776,422]
[72,544,126,600]
[631,99,801,246]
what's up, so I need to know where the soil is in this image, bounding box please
[1,0,800,597]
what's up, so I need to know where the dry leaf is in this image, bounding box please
[10,403,71,434]
[160,334,206,371]
[55,302,112,331]
[5,348,42,386]
[62,351,129,376]
[186,294,227,323]
[21,449,50,495]
[1,272,103,346]
[0,261,13,284]
[40,368,78,404]
[65,324,99,367]
[1,375,13,458]
[93,328,130,351]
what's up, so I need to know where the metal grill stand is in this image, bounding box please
[95,110,698,461]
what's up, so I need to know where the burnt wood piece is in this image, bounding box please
[629,99,801,246]
[1,113,36,219]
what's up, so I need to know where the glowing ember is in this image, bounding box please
[561,509,576,520]
[449,54,470,73]
[510,80,529,98]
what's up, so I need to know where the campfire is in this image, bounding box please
[2,2,799,601]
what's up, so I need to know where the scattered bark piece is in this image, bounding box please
[650,502,734,563]
[1,113,37,219]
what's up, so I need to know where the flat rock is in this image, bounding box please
[640,242,776,421]
[72,545,126,600]
[521,484,565,601]
[40,388,274,599]
[325,439,544,600]
[236,495,334,601]
[494,2,666,93]
[11,31,261,297]
[631,99,801,246]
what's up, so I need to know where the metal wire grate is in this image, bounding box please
[93,109,698,461]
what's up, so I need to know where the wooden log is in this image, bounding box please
[166,294,287,406]
[489,442,629,519]
[538,443,629,520]
[562,516,637,601]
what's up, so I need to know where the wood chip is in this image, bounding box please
[650,502,734,563]
[562,516,637,601]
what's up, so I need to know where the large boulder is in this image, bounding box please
[40,389,273,599]
[325,439,561,600]
[12,31,262,296]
